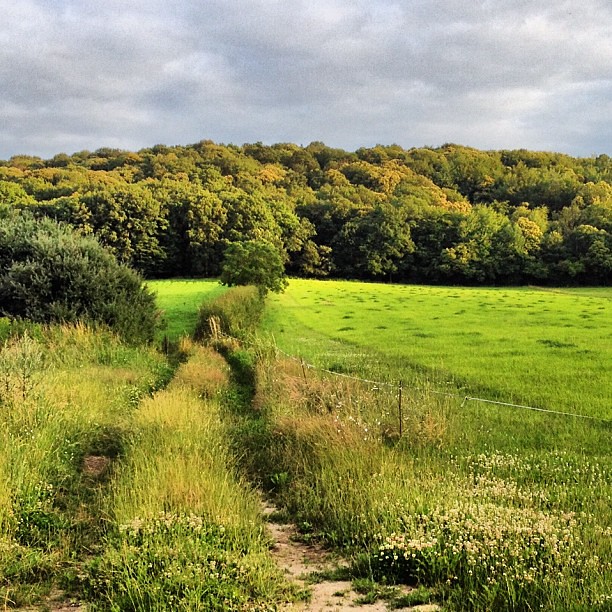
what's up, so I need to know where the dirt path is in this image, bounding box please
[263,504,441,612]
[15,590,84,612]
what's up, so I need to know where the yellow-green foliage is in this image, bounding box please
[148,278,227,341]
[0,325,166,607]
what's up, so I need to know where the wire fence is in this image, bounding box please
[273,345,610,424]
[203,323,612,431]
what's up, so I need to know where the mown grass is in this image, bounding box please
[148,278,226,341]
[262,279,612,420]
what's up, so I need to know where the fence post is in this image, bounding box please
[301,358,308,381]
[398,380,403,437]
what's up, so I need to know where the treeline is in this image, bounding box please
[1,141,611,284]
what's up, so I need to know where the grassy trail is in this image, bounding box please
[0,320,301,610]
[148,278,226,341]
[86,340,295,610]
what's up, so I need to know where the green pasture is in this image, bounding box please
[252,283,612,610]
[262,279,612,420]
[148,278,226,341]
[138,281,611,609]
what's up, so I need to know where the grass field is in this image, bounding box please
[262,279,612,420]
[148,278,226,341]
[248,281,611,610]
[149,280,611,609]
[11,280,610,609]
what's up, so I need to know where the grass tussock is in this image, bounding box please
[170,339,230,399]
[194,285,264,341]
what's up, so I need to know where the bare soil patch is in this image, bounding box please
[81,455,111,478]
[263,504,440,612]
[15,589,85,611]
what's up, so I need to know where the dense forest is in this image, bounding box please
[1,141,610,285]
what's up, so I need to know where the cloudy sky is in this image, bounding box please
[1,0,611,160]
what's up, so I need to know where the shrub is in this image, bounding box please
[0,213,158,344]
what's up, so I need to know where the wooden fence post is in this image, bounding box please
[398,380,403,437]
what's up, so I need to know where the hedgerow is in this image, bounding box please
[194,285,264,341]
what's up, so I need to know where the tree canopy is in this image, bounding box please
[220,240,288,296]
[0,141,610,285]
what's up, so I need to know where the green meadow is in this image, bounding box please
[249,280,611,609]
[262,279,612,421]
[148,278,226,341]
[219,281,610,610]
[3,279,609,610]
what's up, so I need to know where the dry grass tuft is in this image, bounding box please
[170,345,230,399]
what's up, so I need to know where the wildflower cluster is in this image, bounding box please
[374,497,607,610]
[89,512,278,611]
[464,451,610,495]
[380,503,578,579]
[118,512,215,541]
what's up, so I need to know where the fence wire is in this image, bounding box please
[207,327,611,426]
[272,345,610,424]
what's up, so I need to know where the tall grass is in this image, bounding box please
[194,286,265,341]
[86,341,296,611]
[0,324,168,608]
[241,335,612,611]
[114,278,612,610]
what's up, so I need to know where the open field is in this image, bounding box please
[243,281,610,609]
[262,279,612,420]
[4,281,607,610]
[148,278,226,341]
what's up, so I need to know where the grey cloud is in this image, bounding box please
[0,0,610,159]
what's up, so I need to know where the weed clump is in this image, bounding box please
[194,285,264,341]
[86,513,284,611]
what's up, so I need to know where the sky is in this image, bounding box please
[1,0,611,160]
